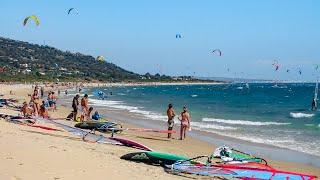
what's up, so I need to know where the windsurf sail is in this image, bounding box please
[212,145,266,164]
[110,137,152,151]
[171,161,317,180]
[124,128,176,134]
[314,77,319,110]
[37,118,122,145]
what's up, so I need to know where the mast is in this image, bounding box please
[314,77,319,109]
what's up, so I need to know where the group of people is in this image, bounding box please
[166,104,191,140]
[21,85,57,118]
[71,94,99,122]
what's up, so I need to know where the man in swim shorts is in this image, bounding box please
[167,103,175,139]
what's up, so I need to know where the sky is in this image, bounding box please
[0,0,319,81]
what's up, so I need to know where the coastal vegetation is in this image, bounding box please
[0,37,213,83]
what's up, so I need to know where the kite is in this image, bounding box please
[67,8,78,15]
[23,15,40,26]
[96,56,105,62]
[272,60,279,71]
[176,34,182,38]
[212,49,222,56]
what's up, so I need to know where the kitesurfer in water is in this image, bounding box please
[166,103,175,139]
[311,98,317,111]
[178,106,190,140]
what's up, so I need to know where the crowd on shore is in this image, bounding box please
[21,85,58,118]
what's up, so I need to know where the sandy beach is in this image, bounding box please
[0,83,319,180]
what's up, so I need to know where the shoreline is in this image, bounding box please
[76,98,320,168]
[1,84,319,179]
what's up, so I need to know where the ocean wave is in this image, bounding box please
[129,109,167,121]
[305,124,315,127]
[191,122,237,130]
[89,99,167,121]
[89,99,138,111]
[289,112,315,118]
[202,118,290,126]
[191,94,198,97]
[190,127,320,156]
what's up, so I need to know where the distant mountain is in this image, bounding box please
[0,37,173,82]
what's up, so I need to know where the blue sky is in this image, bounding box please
[1,0,319,81]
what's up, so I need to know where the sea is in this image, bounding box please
[74,83,320,157]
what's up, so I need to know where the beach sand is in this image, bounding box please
[0,84,319,179]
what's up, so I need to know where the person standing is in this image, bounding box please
[80,94,89,122]
[31,89,40,116]
[40,86,44,98]
[178,106,190,140]
[72,94,80,121]
[166,103,175,139]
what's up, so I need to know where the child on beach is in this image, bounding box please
[167,103,175,139]
[39,101,49,118]
[86,107,94,121]
[21,102,33,117]
[92,111,101,120]
[178,106,190,140]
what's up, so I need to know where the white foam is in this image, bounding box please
[195,126,320,156]
[117,93,126,96]
[89,99,167,121]
[129,109,167,121]
[191,122,237,130]
[290,112,315,118]
[191,94,198,97]
[305,124,315,127]
[202,118,290,126]
[89,99,138,111]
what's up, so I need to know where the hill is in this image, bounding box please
[0,37,172,82]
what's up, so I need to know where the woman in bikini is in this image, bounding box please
[178,106,190,140]
[31,89,40,116]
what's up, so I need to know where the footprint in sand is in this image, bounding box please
[18,163,23,166]
[13,176,22,180]
[6,157,13,160]
[49,145,57,149]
